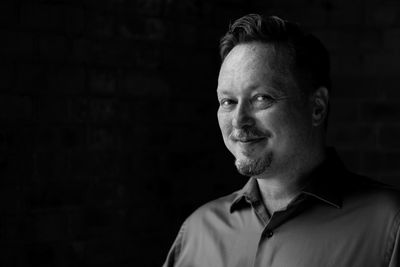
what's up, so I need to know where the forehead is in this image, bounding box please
[217,42,298,95]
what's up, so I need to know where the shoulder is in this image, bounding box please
[187,190,239,223]
[348,174,400,200]
[164,191,244,265]
[344,173,400,218]
[180,190,241,233]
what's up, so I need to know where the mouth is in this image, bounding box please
[235,137,266,144]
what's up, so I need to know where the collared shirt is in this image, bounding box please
[163,151,400,267]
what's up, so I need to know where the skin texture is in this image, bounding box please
[217,42,328,212]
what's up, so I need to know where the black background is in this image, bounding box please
[1,0,400,266]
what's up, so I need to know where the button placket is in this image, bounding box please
[251,200,270,226]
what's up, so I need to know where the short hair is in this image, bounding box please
[219,14,331,94]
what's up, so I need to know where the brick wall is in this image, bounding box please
[1,0,400,266]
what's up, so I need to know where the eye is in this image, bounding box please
[253,94,276,108]
[255,94,274,101]
[219,98,236,108]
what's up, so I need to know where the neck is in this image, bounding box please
[256,147,326,214]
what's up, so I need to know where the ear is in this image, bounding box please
[311,87,329,127]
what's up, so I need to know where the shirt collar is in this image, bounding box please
[230,177,260,213]
[230,148,346,213]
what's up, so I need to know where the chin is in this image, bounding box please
[234,152,272,177]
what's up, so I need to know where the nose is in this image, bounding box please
[232,101,255,129]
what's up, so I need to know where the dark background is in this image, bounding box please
[1,0,400,266]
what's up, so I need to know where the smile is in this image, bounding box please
[235,137,266,143]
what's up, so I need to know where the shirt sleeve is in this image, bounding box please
[162,222,186,267]
[388,211,400,267]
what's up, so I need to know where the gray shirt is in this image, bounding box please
[163,151,400,267]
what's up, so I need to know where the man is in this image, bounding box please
[163,14,400,267]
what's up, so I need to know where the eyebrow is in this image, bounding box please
[216,89,231,95]
[217,85,285,96]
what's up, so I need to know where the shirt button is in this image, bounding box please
[265,230,273,238]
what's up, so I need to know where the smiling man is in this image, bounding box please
[163,14,400,267]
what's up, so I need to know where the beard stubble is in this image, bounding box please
[235,152,273,176]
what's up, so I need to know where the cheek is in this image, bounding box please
[217,112,232,135]
[272,106,312,142]
[254,108,283,134]
[255,105,310,138]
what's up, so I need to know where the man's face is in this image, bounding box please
[217,42,316,177]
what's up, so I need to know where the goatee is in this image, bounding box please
[235,153,272,176]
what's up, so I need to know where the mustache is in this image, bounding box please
[230,127,270,141]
